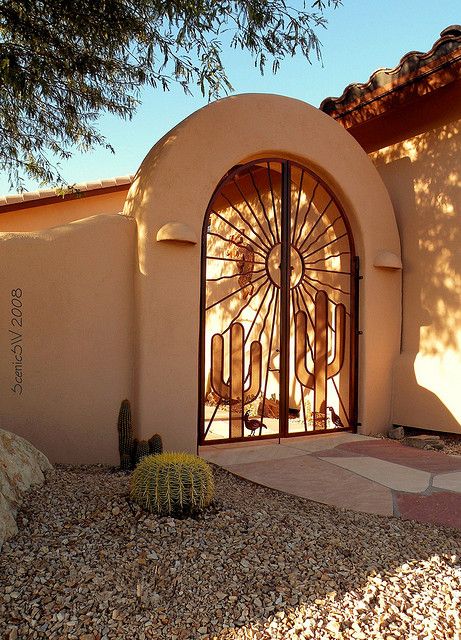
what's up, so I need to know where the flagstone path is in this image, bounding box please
[200,433,461,529]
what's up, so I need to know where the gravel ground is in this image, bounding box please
[1,465,460,640]
[442,434,461,456]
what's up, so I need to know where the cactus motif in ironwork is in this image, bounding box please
[202,158,355,442]
[210,322,262,437]
[295,290,346,427]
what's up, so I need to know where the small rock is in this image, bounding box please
[326,620,341,633]
[111,506,121,516]
[389,426,404,440]
[406,434,442,449]
[8,629,18,640]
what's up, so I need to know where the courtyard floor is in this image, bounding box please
[201,433,461,530]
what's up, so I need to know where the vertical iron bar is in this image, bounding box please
[279,161,291,439]
[351,255,360,430]
[198,211,209,447]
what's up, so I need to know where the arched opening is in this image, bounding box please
[124,94,400,453]
[199,158,358,444]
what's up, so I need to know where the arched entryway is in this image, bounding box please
[199,158,358,444]
[123,94,401,454]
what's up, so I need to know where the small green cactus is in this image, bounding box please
[117,399,165,470]
[118,399,134,471]
[148,433,163,455]
[130,453,214,517]
[133,439,150,465]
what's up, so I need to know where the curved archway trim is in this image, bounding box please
[123,93,401,452]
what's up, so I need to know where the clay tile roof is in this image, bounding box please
[0,175,134,208]
[320,25,461,124]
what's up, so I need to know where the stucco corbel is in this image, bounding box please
[156,222,198,245]
[373,250,403,270]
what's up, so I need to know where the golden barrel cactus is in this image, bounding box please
[130,452,214,516]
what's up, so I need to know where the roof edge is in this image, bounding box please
[320,26,461,121]
[0,175,134,210]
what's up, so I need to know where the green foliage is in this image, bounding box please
[117,399,134,471]
[148,433,163,455]
[0,0,340,189]
[130,452,214,516]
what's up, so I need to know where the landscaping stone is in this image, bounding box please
[0,429,52,550]
[388,426,404,440]
[0,464,460,639]
[406,434,443,450]
[395,490,461,529]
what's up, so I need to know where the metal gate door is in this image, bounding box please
[199,159,358,444]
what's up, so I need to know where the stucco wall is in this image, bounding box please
[0,94,405,461]
[374,119,461,433]
[0,214,136,462]
[124,94,401,451]
[0,189,129,233]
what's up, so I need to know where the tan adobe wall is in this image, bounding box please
[0,189,129,233]
[373,118,461,432]
[0,214,136,463]
[0,94,403,462]
[124,94,401,451]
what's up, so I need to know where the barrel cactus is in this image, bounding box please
[130,453,214,516]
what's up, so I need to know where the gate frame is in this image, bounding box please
[198,157,360,445]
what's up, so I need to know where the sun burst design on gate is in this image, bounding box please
[201,160,356,443]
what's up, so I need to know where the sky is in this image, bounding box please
[1,0,460,195]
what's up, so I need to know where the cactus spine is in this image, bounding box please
[148,433,163,455]
[211,322,262,437]
[295,291,346,426]
[133,439,150,465]
[130,452,214,516]
[117,399,163,470]
[118,399,134,471]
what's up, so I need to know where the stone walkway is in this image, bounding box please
[200,433,461,530]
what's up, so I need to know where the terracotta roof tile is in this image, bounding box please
[320,26,461,122]
[0,175,134,208]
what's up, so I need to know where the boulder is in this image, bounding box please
[0,429,52,550]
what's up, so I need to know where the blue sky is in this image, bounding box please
[1,0,460,194]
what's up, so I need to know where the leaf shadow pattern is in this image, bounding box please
[375,119,461,431]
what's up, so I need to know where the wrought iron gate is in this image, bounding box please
[199,159,358,444]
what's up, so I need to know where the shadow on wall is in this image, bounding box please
[375,120,461,431]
